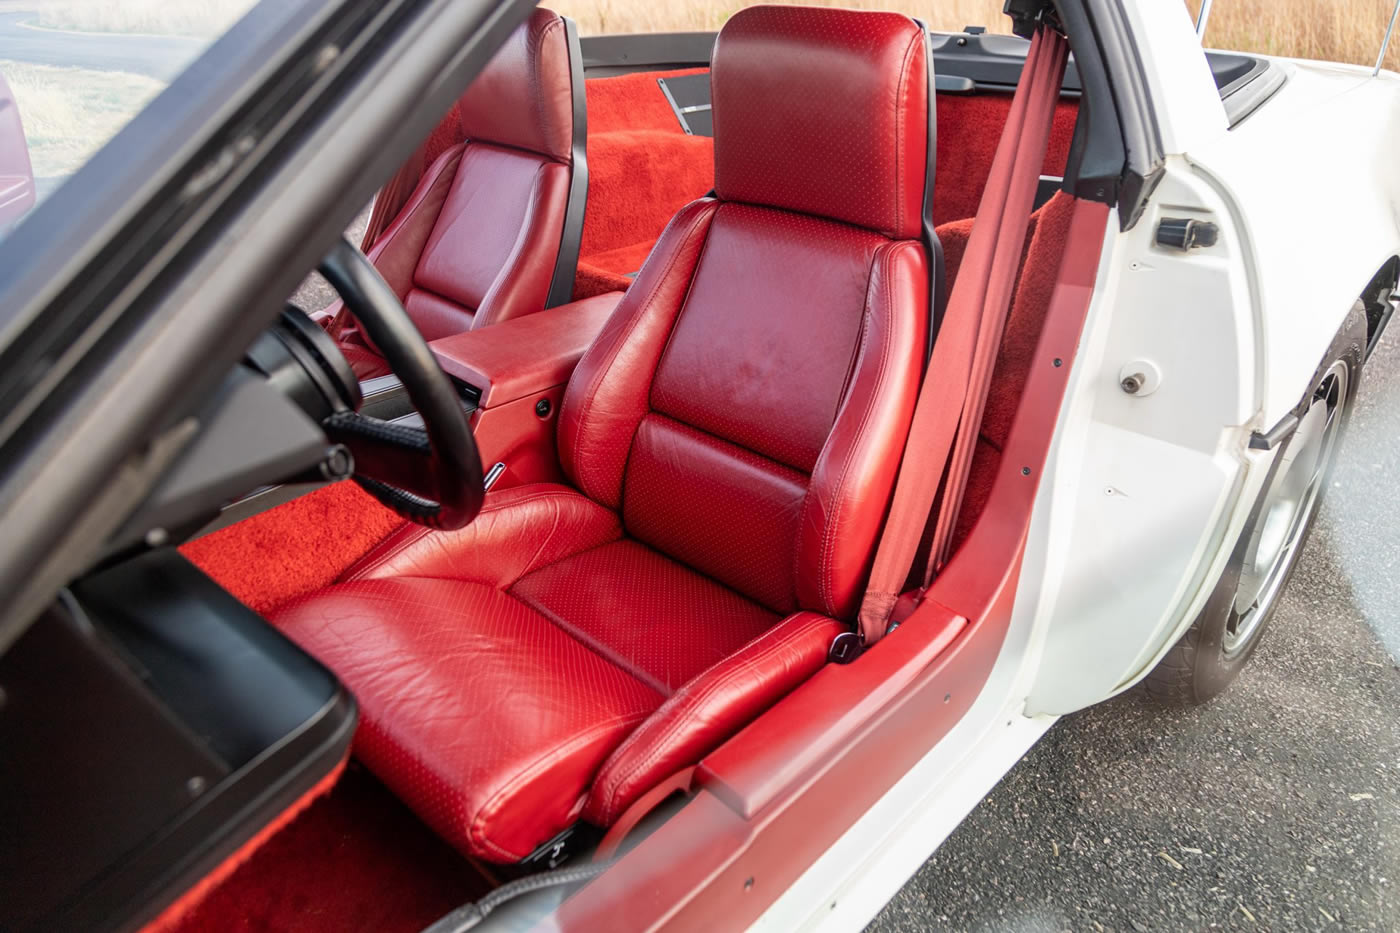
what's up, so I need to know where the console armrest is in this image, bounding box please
[429,292,623,408]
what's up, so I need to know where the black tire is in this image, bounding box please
[1143,304,1367,706]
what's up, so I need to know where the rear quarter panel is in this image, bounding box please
[1190,60,1400,422]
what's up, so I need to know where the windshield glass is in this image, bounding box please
[0,0,257,237]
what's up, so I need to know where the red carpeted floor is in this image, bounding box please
[179,482,405,617]
[164,766,493,933]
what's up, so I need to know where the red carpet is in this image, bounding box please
[574,69,716,297]
[165,766,493,933]
[933,96,1078,227]
[180,482,406,617]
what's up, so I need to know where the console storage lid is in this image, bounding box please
[429,292,623,408]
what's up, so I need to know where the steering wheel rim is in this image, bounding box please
[317,237,484,530]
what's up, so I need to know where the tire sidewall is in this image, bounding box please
[1183,304,1367,701]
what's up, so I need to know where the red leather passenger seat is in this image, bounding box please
[276,6,932,863]
[332,9,584,379]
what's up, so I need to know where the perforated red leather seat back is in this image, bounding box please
[559,7,931,620]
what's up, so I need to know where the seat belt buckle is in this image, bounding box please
[828,631,863,664]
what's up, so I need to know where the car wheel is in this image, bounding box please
[1144,306,1367,705]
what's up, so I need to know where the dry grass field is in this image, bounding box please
[551,0,1400,70]
[1,59,161,177]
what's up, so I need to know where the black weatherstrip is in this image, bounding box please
[917,23,948,359]
[546,16,588,308]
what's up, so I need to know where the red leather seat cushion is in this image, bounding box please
[277,575,661,862]
[275,484,810,861]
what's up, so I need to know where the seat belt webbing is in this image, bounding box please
[856,25,1071,646]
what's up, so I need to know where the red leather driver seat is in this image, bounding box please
[276,6,931,863]
[330,8,585,380]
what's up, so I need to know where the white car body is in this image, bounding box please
[759,3,1400,928]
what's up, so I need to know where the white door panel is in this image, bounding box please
[1027,165,1265,714]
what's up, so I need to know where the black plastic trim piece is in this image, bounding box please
[915,23,948,356]
[1156,217,1220,251]
[1362,257,1400,361]
[657,74,713,136]
[1074,0,1164,229]
[1221,60,1287,128]
[10,552,357,933]
[578,32,715,74]
[546,16,588,308]
[358,372,416,421]
[1249,413,1300,451]
[1005,0,1063,39]
[1035,174,1064,209]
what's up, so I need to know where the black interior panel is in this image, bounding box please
[0,551,355,933]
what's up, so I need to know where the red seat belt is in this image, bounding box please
[856,23,1071,647]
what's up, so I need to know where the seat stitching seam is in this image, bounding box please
[530,19,563,159]
[892,29,921,238]
[346,490,603,582]
[512,583,671,694]
[643,411,810,482]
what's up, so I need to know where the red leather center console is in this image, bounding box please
[429,292,622,488]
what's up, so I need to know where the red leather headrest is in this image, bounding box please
[711,6,929,239]
[458,9,574,163]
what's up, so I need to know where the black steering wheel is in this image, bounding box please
[310,236,484,530]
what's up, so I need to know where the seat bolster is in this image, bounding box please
[330,144,464,357]
[342,483,621,588]
[473,160,572,330]
[558,198,720,508]
[582,611,845,826]
[456,9,574,164]
[798,238,928,618]
[367,145,466,298]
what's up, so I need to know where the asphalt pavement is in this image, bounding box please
[871,328,1400,931]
